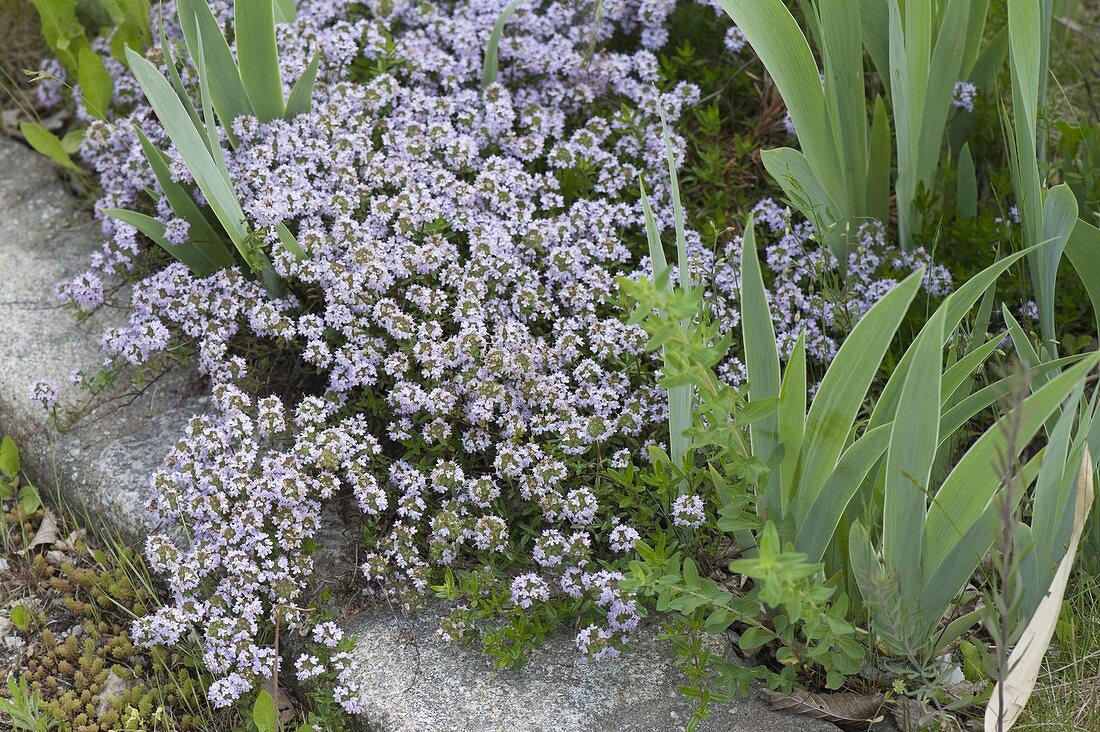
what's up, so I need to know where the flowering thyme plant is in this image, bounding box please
[33,0,965,716]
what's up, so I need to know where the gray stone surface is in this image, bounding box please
[328,605,838,732]
[0,136,841,731]
[0,136,204,543]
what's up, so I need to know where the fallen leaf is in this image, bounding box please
[984,451,1094,731]
[22,512,57,553]
[762,688,884,727]
[260,680,298,725]
[54,529,85,553]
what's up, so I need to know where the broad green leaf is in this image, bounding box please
[869,247,1032,430]
[917,0,970,191]
[26,0,86,72]
[60,128,84,154]
[105,208,224,275]
[795,270,923,515]
[960,0,991,79]
[481,0,526,89]
[125,49,249,252]
[177,0,252,145]
[818,0,867,220]
[158,19,205,135]
[0,436,18,479]
[639,180,689,470]
[938,354,1087,442]
[100,0,151,62]
[235,0,285,121]
[956,142,977,220]
[760,147,839,243]
[778,333,806,509]
[639,181,667,276]
[740,218,781,514]
[891,0,972,249]
[794,423,891,563]
[739,626,777,651]
[970,27,1009,91]
[9,604,31,632]
[19,123,79,171]
[868,95,892,225]
[659,110,691,289]
[883,307,944,603]
[1008,0,1045,324]
[252,689,276,732]
[1003,305,1040,370]
[276,224,306,261]
[1008,0,1041,148]
[860,0,890,91]
[1036,184,1079,354]
[76,47,113,120]
[941,333,1002,404]
[18,484,41,514]
[192,23,235,188]
[1029,382,1084,586]
[273,0,296,23]
[848,522,890,645]
[133,126,229,266]
[1065,218,1100,338]
[923,355,1100,580]
[285,52,320,118]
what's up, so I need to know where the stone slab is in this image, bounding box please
[0,135,844,731]
[327,605,839,732]
[0,135,205,543]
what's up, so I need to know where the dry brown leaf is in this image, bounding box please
[54,529,85,552]
[984,450,1094,731]
[889,697,940,731]
[762,688,884,726]
[260,680,298,724]
[24,512,57,552]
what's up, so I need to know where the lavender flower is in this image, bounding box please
[671,494,705,528]
[952,81,977,112]
[28,381,59,410]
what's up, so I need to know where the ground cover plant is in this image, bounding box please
[6,0,1100,730]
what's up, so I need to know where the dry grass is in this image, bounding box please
[1014,570,1100,732]
[0,0,46,111]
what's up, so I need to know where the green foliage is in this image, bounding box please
[1005,0,1080,360]
[715,0,989,253]
[480,0,526,88]
[252,689,276,732]
[0,675,58,732]
[19,122,80,171]
[76,45,113,120]
[112,0,319,292]
[639,111,695,476]
[26,0,87,73]
[713,0,861,258]
[883,0,979,249]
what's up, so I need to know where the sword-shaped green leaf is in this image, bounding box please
[235,0,285,121]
